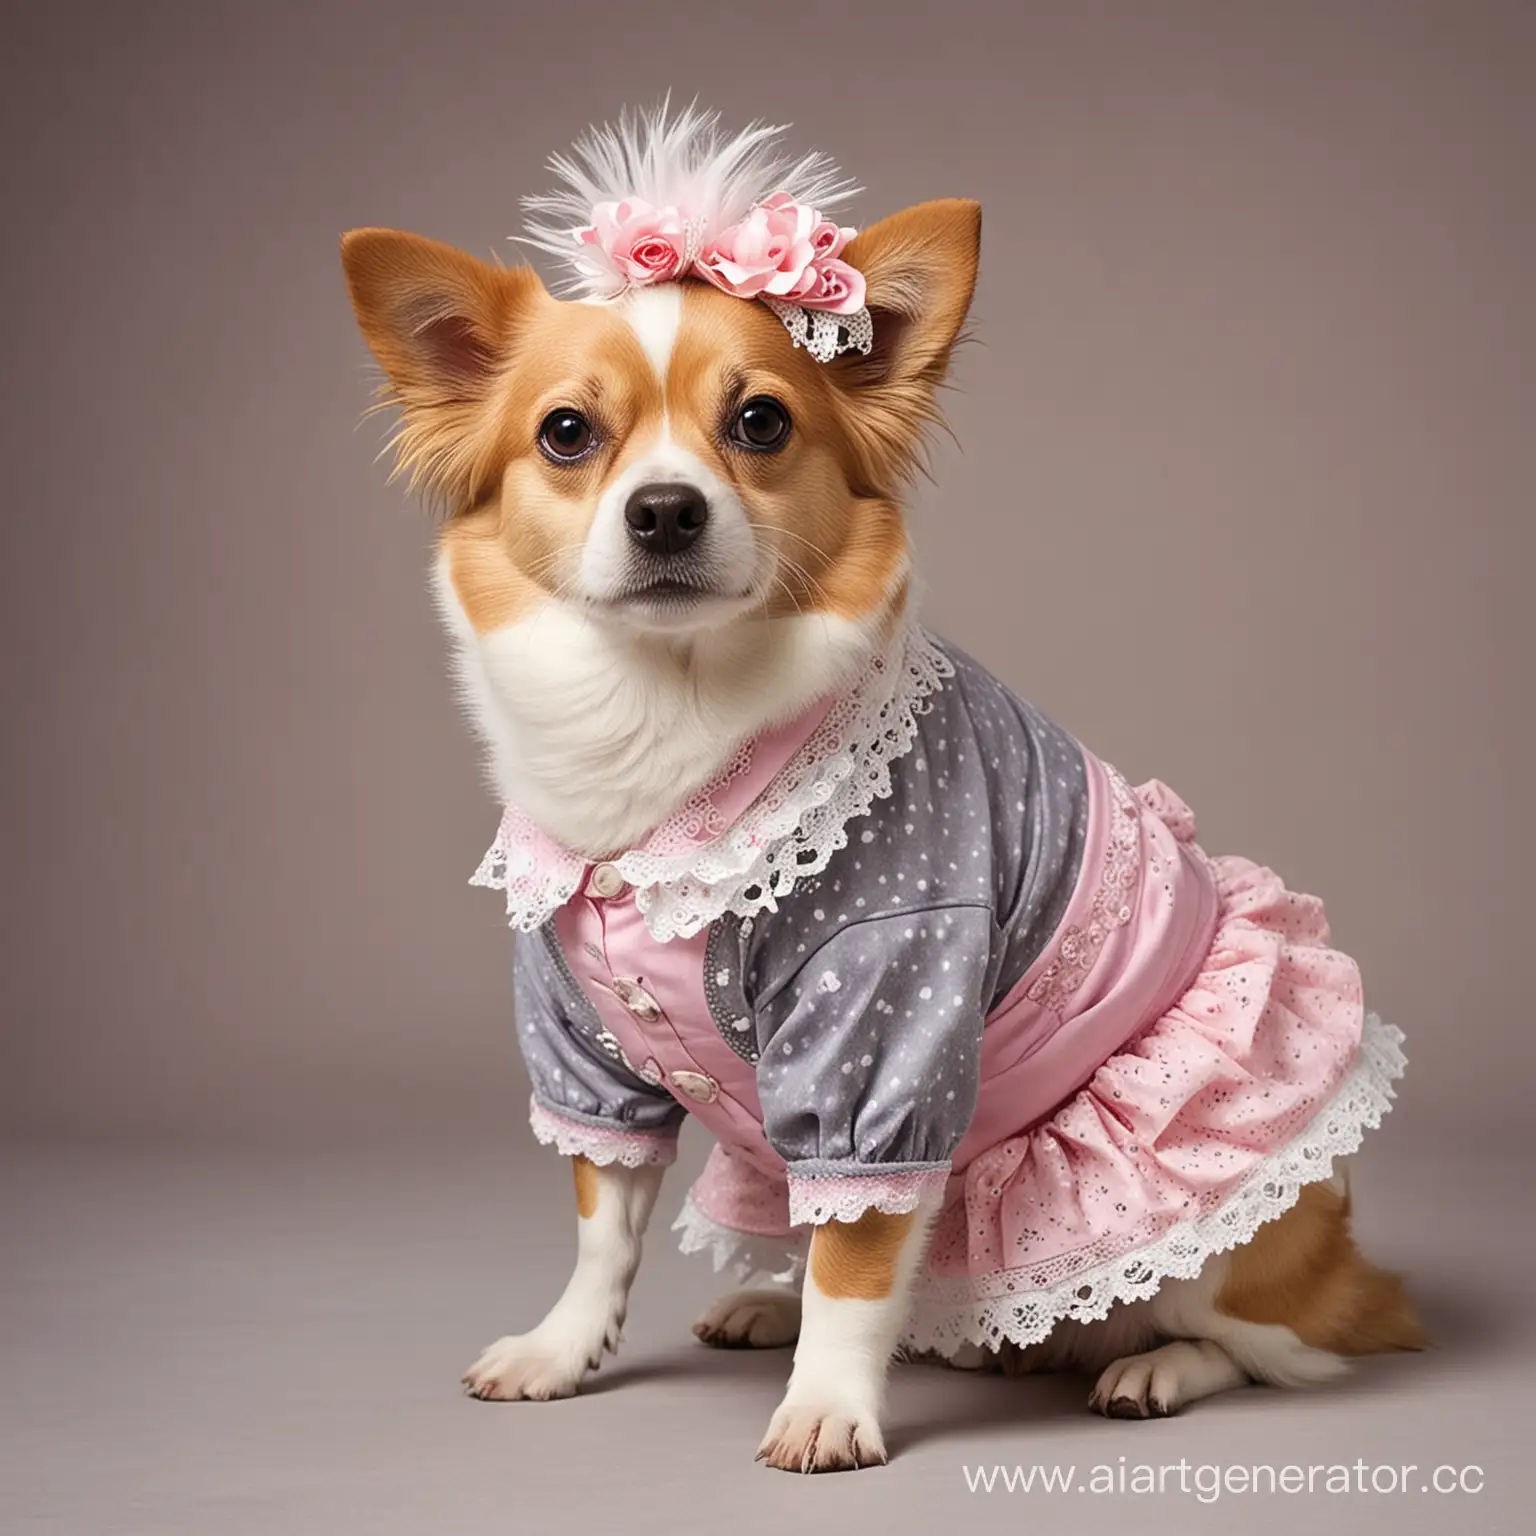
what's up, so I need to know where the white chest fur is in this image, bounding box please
[432,559,882,858]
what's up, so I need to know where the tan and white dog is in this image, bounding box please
[340,110,1422,1472]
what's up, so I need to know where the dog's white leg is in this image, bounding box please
[694,1287,802,1349]
[464,1156,665,1401]
[757,1196,940,1472]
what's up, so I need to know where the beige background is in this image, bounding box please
[2,2,1532,1532]
[2,0,1532,1147]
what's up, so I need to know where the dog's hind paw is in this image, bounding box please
[694,1288,801,1349]
[1089,1340,1250,1419]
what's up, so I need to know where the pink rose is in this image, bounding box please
[808,216,852,263]
[574,198,690,293]
[797,257,866,315]
[695,190,859,304]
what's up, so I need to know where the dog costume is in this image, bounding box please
[474,622,1405,1357]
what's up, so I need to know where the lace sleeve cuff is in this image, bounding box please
[528,1097,680,1168]
[785,1162,951,1226]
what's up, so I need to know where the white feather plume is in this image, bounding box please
[518,98,859,298]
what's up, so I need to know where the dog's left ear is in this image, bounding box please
[828,198,981,490]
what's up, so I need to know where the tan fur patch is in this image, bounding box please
[668,285,910,623]
[1217,1181,1426,1355]
[431,299,669,632]
[341,230,545,508]
[439,503,540,632]
[808,1209,916,1300]
[571,1155,600,1220]
[823,199,982,498]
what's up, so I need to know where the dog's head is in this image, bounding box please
[341,113,979,644]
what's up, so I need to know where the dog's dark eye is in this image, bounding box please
[538,409,595,461]
[730,396,791,452]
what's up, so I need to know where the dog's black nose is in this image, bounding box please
[624,482,709,555]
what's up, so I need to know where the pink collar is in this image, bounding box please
[654,693,841,848]
[469,622,954,942]
[472,693,837,927]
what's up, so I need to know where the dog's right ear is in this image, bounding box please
[340,229,545,503]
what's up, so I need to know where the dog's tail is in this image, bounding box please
[1220,1178,1428,1358]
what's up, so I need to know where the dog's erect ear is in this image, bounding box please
[341,228,545,504]
[828,199,981,491]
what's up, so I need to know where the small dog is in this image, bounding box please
[341,104,1423,1472]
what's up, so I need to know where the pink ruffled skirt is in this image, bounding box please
[677,772,1405,1355]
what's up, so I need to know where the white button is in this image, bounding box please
[669,1070,719,1105]
[587,863,626,899]
[609,977,661,1022]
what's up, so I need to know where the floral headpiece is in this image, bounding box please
[519,103,875,364]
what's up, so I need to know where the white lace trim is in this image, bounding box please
[787,1166,951,1226]
[671,1193,808,1287]
[900,1014,1408,1358]
[471,622,954,941]
[528,1099,678,1168]
[470,818,581,935]
[762,298,875,363]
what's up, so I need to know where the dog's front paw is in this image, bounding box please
[756,1394,887,1473]
[694,1288,801,1349]
[462,1330,596,1402]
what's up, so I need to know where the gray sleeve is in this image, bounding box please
[512,928,685,1145]
[752,906,993,1199]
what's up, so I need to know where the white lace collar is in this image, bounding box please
[469,622,955,941]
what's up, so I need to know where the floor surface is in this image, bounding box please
[3,1129,1528,1534]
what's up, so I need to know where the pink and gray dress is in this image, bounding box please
[473,625,1405,1356]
